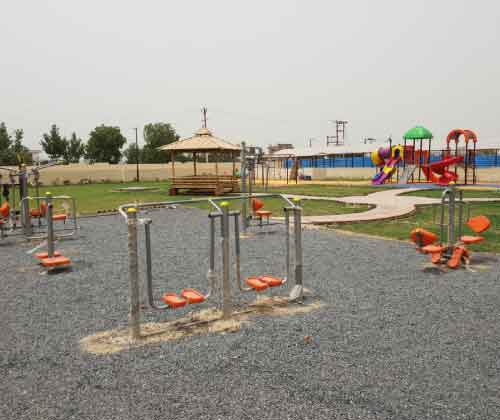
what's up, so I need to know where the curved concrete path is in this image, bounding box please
[285,188,500,225]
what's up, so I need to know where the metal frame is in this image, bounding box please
[120,193,304,340]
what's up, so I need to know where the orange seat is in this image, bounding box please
[52,214,67,222]
[181,288,205,304]
[245,277,269,292]
[431,252,442,264]
[259,275,284,287]
[421,244,446,254]
[460,235,484,245]
[466,215,490,234]
[256,210,272,217]
[0,202,10,218]
[31,202,47,218]
[35,251,61,260]
[447,246,467,269]
[40,256,71,268]
[162,293,187,308]
[252,199,264,212]
[410,228,438,247]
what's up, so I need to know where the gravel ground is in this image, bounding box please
[1,207,499,420]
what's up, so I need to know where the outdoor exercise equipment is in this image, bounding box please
[29,193,72,270]
[120,194,304,341]
[410,184,491,269]
[371,144,404,185]
[0,161,78,239]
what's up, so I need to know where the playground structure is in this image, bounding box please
[410,184,491,269]
[371,127,479,185]
[119,194,304,341]
[371,144,404,185]
[0,162,78,240]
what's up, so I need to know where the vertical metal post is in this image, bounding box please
[289,198,304,302]
[233,212,242,290]
[144,219,154,307]
[447,185,456,253]
[240,142,248,233]
[457,189,464,238]
[284,208,290,281]
[21,168,32,236]
[46,193,55,258]
[127,208,141,341]
[221,203,232,319]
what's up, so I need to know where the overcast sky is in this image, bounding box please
[2,0,499,150]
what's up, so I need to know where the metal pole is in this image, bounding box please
[285,208,290,281]
[46,193,55,258]
[127,208,141,340]
[289,198,304,302]
[21,168,32,236]
[221,202,232,319]
[134,127,140,183]
[240,142,248,233]
[447,185,456,253]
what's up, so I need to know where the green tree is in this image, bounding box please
[85,125,126,164]
[64,132,85,163]
[142,122,179,163]
[123,143,143,164]
[41,124,68,159]
[12,129,33,164]
[0,122,14,165]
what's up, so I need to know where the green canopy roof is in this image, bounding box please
[403,125,433,140]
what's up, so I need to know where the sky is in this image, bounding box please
[1,0,499,151]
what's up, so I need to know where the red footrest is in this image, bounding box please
[246,277,269,291]
[162,293,187,308]
[460,235,484,245]
[181,288,205,304]
[40,256,71,268]
[35,251,61,260]
[259,275,284,287]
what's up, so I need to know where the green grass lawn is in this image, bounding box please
[403,188,500,199]
[27,181,370,217]
[254,184,384,197]
[328,202,500,253]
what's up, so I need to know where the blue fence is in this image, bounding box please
[285,150,500,169]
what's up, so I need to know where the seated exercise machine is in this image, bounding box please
[410,183,491,269]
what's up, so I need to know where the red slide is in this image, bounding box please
[421,156,464,185]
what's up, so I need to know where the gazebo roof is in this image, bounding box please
[404,125,433,140]
[158,127,241,152]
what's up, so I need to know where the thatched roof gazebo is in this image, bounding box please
[158,127,241,195]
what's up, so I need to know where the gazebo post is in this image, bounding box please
[232,152,236,176]
[215,151,219,176]
[171,151,176,178]
[193,152,197,176]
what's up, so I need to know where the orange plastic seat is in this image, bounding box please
[421,244,446,254]
[162,293,187,308]
[431,252,442,264]
[466,215,491,234]
[252,199,264,212]
[460,235,484,245]
[410,228,438,247]
[448,246,467,269]
[259,275,284,287]
[181,288,205,304]
[31,203,47,218]
[256,210,272,217]
[52,214,67,222]
[0,202,10,218]
[40,256,71,268]
[245,277,269,292]
[35,251,61,260]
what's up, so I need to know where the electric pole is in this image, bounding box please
[133,127,140,182]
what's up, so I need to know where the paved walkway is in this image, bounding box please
[284,188,500,225]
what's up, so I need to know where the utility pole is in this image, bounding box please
[326,120,348,146]
[133,128,140,182]
[201,107,208,128]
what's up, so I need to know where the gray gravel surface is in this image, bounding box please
[1,207,499,420]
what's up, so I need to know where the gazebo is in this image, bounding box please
[159,127,241,195]
[403,125,434,183]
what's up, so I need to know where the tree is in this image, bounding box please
[85,125,126,164]
[142,122,179,163]
[0,122,14,165]
[41,124,68,159]
[123,143,143,164]
[12,129,33,165]
[64,132,85,163]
